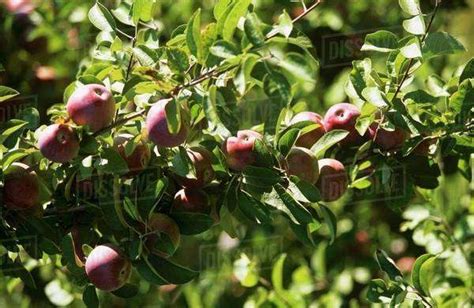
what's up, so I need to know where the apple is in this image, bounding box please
[223,130,263,171]
[323,103,362,145]
[368,124,407,151]
[4,0,34,15]
[285,147,319,183]
[175,147,215,188]
[85,244,131,292]
[114,134,151,176]
[66,84,115,132]
[289,112,326,148]
[146,99,188,148]
[3,162,39,210]
[316,158,348,202]
[396,257,416,273]
[173,188,210,214]
[145,213,180,258]
[38,124,79,163]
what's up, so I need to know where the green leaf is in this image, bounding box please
[132,0,156,24]
[214,0,232,20]
[398,0,421,16]
[275,10,293,38]
[111,283,139,298]
[367,279,392,303]
[418,255,438,296]
[222,0,252,41]
[164,98,182,135]
[133,45,158,66]
[278,128,300,157]
[186,9,202,60]
[362,30,399,53]
[243,166,282,188]
[99,148,129,174]
[422,32,466,59]
[123,197,142,222]
[0,86,19,102]
[274,184,312,224]
[210,40,240,59]
[83,285,99,308]
[319,205,337,244]
[403,15,426,35]
[203,86,231,137]
[244,13,265,47]
[375,249,403,281]
[148,254,198,284]
[169,212,214,235]
[271,254,287,294]
[400,38,422,58]
[362,87,389,108]
[88,2,117,32]
[263,71,292,106]
[310,130,349,157]
[411,254,433,296]
[460,58,474,83]
[166,48,189,72]
[238,191,272,224]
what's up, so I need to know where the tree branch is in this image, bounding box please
[92,1,324,136]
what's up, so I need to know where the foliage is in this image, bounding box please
[0,0,473,307]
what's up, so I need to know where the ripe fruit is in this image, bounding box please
[175,147,215,188]
[285,147,319,183]
[323,103,362,145]
[85,244,131,292]
[290,112,326,148]
[316,158,348,202]
[146,99,188,148]
[223,130,263,171]
[66,84,115,132]
[3,163,39,210]
[173,188,210,214]
[5,0,34,14]
[145,214,180,258]
[114,134,151,176]
[38,124,79,163]
[396,257,416,273]
[368,124,407,151]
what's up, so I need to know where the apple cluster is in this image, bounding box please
[2,83,417,291]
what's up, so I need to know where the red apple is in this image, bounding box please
[368,124,407,151]
[4,0,34,14]
[223,130,263,171]
[3,162,39,210]
[290,112,326,148]
[66,84,115,132]
[114,134,151,176]
[145,213,180,258]
[316,158,348,202]
[172,188,210,214]
[175,147,215,188]
[285,147,319,183]
[146,99,188,148]
[38,124,79,163]
[85,244,131,292]
[396,257,416,273]
[323,103,362,145]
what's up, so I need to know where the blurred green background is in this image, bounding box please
[0,0,473,307]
